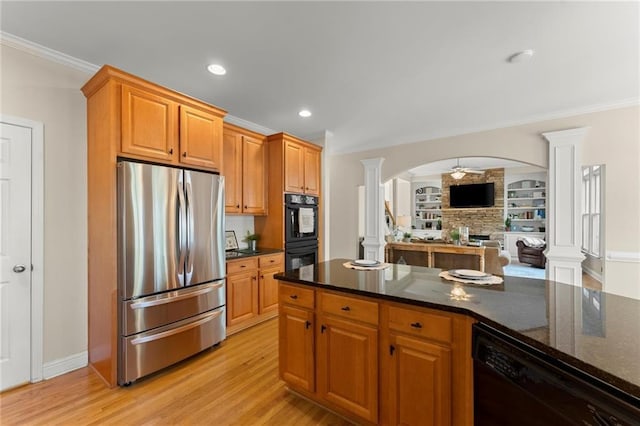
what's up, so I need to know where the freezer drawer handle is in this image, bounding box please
[130,309,223,345]
[130,282,223,309]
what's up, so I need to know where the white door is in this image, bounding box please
[0,122,32,391]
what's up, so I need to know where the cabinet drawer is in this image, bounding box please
[227,258,258,275]
[320,292,378,326]
[279,283,315,309]
[259,253,284,268]
[387,305,452,343]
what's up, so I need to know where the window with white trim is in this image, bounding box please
[581,165,604,257]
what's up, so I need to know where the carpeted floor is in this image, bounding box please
[503,262,546,279]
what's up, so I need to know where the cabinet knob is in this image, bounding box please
[389,345,396,355]
[410,322,423,329]
[236,204,240,208]
[320,325,326,333]
[183,152,187,157]
[244,205,247,209]
[169,148,173,154]
[341,306,351,311]
[290,294,298,300]
[305,321,311,329]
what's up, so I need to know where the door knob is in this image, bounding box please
[13,265,26,273]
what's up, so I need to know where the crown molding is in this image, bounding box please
[224,114,276,136]
[0,31,99,74]
[334,98,640,155]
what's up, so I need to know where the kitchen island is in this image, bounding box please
[275,259,640,425]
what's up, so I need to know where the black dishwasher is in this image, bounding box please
[472,323,640,425]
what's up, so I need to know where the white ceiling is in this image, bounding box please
[1,1,638,155]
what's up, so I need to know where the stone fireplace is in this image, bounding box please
[441,168,504,239]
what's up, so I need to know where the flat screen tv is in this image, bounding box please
[450,182,495,208]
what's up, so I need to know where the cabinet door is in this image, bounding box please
[279,304,315,393]
[284,141,305,193]
[223,129,243,213]
[226,271,258,327]
[242,136,267,215]
[303,147,321,195]
[317,315,378,423]
[179,105,223,170]
[259,265,281,315]
[121,84,178,161]
[385,333,451,426]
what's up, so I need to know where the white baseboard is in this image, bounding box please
[582,266,603,283]
[42,351,88,380]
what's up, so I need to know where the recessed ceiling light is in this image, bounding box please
[299,109,312,118]
[508,49,534,63]
[207,64,226,75]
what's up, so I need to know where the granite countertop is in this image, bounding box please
[225,248,283,260]
[275,258,640,400]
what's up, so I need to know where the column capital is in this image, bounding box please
[543,127,590,145]
[360,157,385,168]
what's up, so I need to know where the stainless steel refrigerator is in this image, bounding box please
[117,161,225,385]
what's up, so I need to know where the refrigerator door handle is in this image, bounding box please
[184,172,195,286]
[129,281,224,309]
[177,171,187,286]
[130,309,223,345]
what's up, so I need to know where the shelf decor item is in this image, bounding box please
[505,217,512,232]
[225,230,239,250]
[450,228,460,244]
[243,231,260,251]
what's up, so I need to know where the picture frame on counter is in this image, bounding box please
[225,230,239,250]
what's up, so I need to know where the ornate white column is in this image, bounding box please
[360,158,386,261]
[543,127,589,286]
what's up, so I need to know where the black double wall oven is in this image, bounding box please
[284,194,318,270]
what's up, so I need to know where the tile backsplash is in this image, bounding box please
[226,215,254,249]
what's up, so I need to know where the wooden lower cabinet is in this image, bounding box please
[385,333,452,426]
[317,315,378,423]
[279,304,315,392]
[226,253,284,335]
[226,270,258,327]
[278,282,474,426]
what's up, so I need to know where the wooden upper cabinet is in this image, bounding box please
[179,105,223,170]
[241,135,266,214]
[281,136,321,195]
[303,147,321,196]
[121,83,178,161]
[85,66,226,171]
[223,128,243,213]
[284,141,305,193]
[222,124,267,215]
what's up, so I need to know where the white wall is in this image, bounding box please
[328,106,640,299]
[1,44,91,362]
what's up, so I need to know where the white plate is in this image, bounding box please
[449,269,491,279]
[352,259,380,267]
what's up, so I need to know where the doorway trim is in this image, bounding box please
[1,114,44,382]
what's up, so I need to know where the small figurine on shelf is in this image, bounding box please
[436,219,442,230]
[505,217,512,232]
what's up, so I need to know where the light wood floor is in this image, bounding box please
[0,318,351,426]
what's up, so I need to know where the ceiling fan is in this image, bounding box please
[449,159,485,179]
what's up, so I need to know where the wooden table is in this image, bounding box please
[385,242,486,271]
